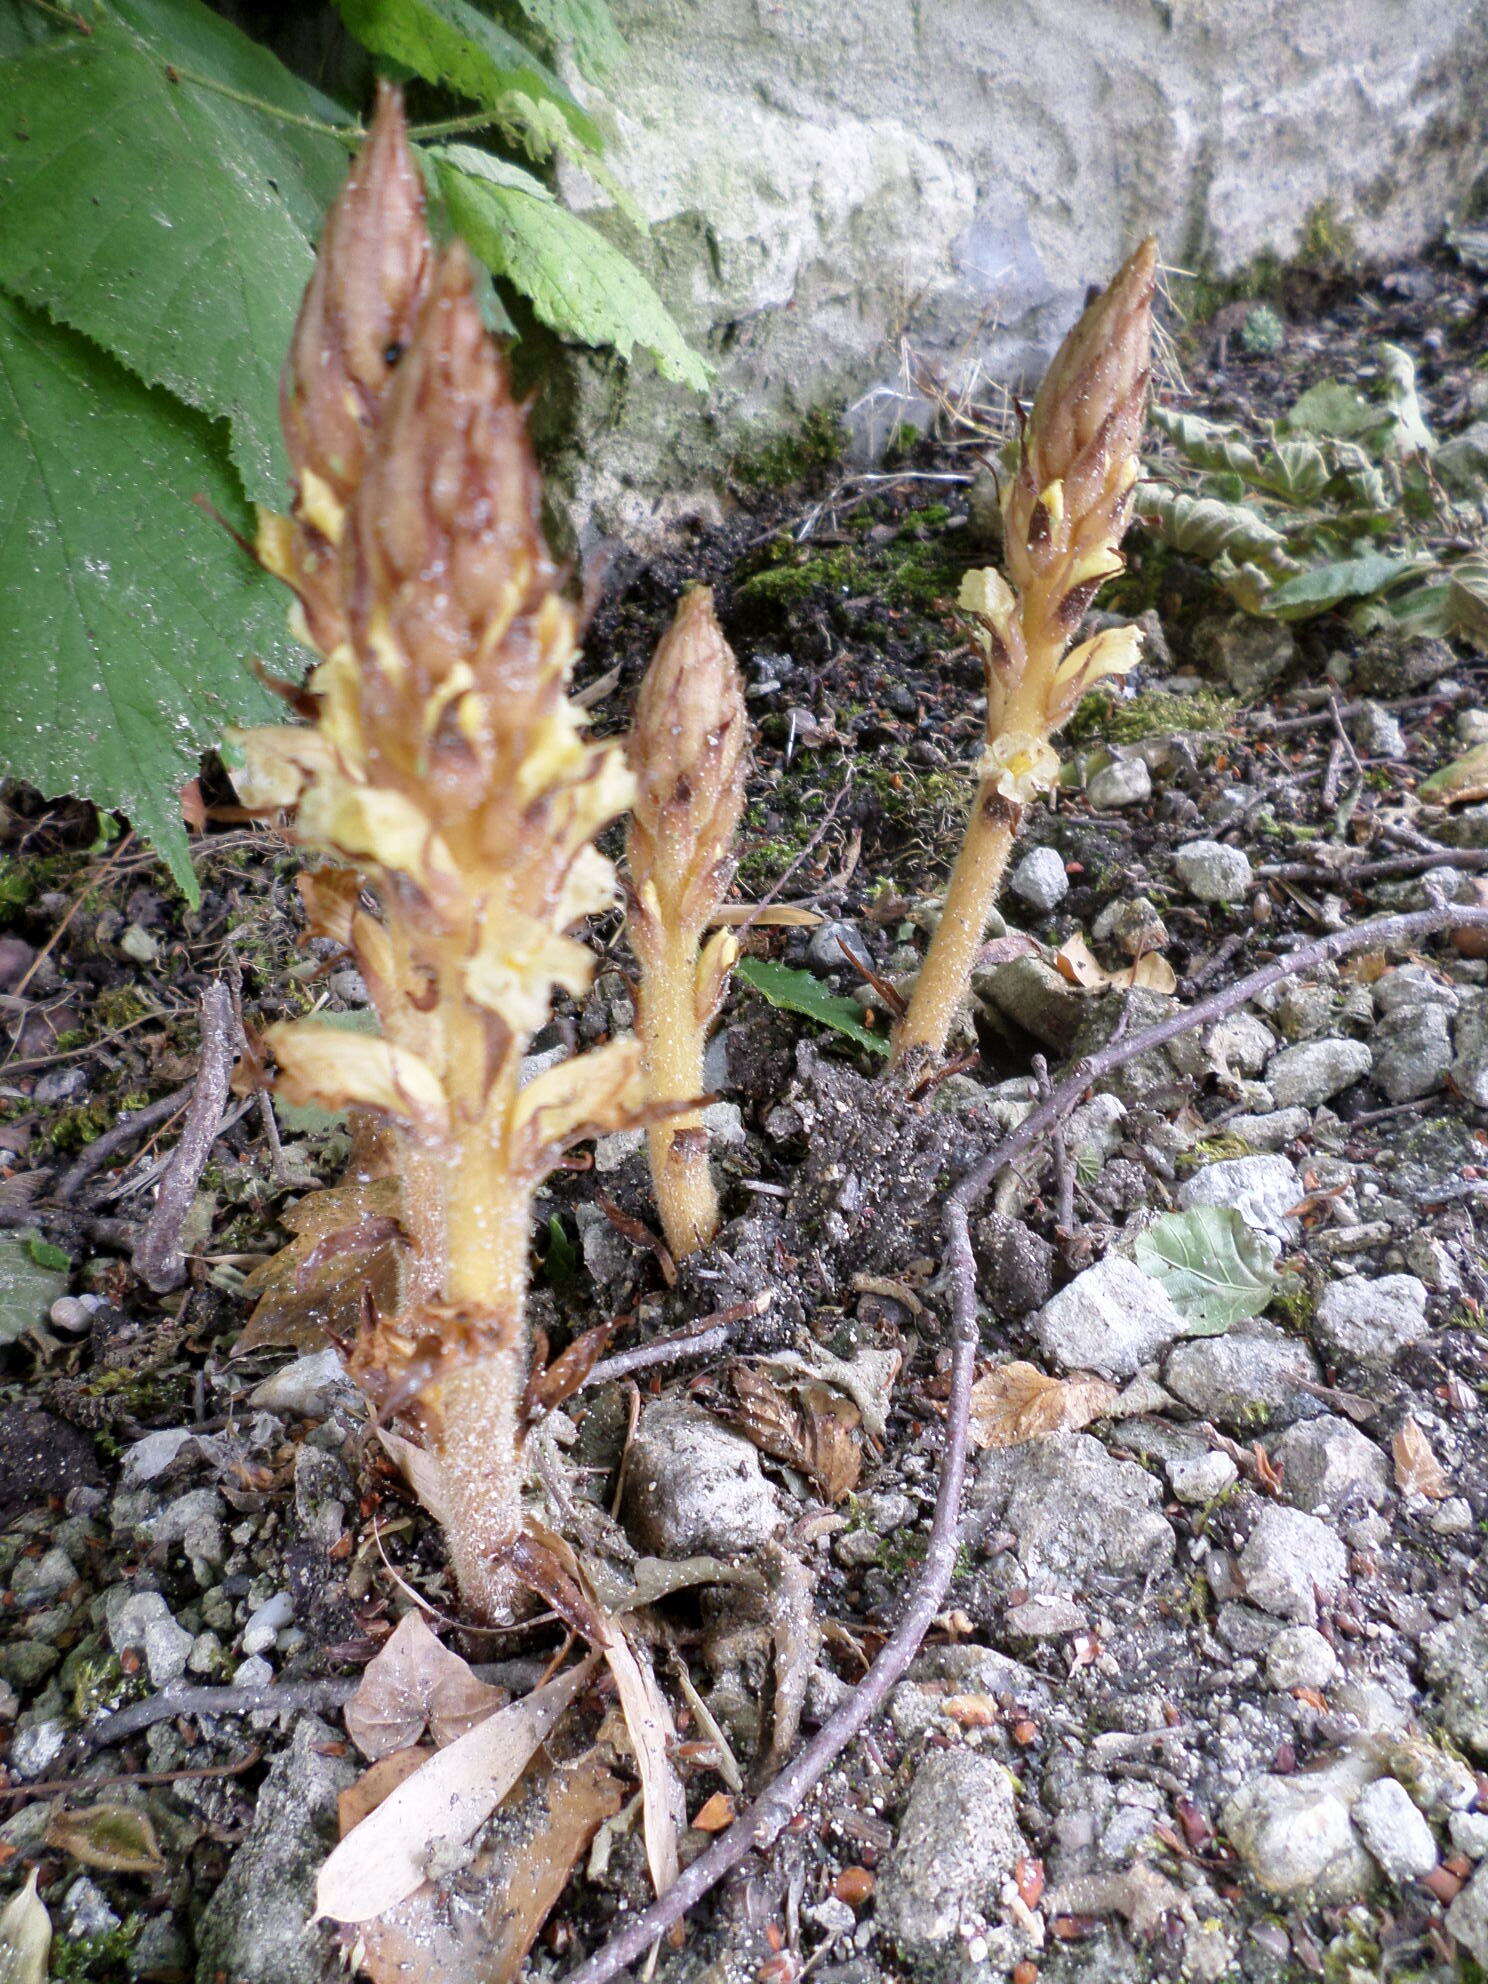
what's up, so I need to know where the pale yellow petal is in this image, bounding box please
[266,1020,448,1129]
[511,1037,646,1161]
[975,731,1061,804]
[228,726,335,812]
[1055,623,1143,690]
[464,908,595,1034]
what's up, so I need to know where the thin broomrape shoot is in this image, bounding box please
[229,92,644,1624]
[625,588,747,1256]
[893,236,1157,1063]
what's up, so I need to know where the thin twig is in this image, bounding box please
[131,983,237,1292]
[72,1679,357,1756]
[559,899,1488,1984]
[0,1746,263,1803]
[1257,846,1488,886]
[53,1085,194,1203]
[0,1201,138,1250]
[584,1294,773,1389]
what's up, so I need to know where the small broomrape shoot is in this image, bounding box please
[230,91,645,1623]
[625,588,747,1256]
[893,237,1158,1063]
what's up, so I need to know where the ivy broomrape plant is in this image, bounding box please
[893,237,1159,1063]
[624,588,748,1258]
[231,89,652,1625]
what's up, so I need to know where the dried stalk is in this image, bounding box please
[894,237,1157,1062]
[230,92,645,1623]
[624,588,747,1255]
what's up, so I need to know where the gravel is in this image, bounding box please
[1032,1252,1188,1379]
[1163,1324,1320,1430]
[1264,1623,1339,1691]
[1351,1776,1439,1882]
[1175,1154,1303,1251]
[1238,1504,1349,1622]
[875,1747,1023,1959]
[971,1432,1175,1593]
[1421,1610,1488,1755]
[1086,757,1152,808]
[624,1396,783,1556]
[1006,845,1069,911]
[1223,1764,1375,1902]
[1313,1273,1430,1366]
[1266,1036,1373,1108]
[1269,1414,1390,1515]
[1370,1002,1454,1101]
[1173,838,1254,902]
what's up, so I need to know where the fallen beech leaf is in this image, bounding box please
[1392,1416,1450,1499]
[352,1746,624,1984]
[1053,932,1177,996]
[1419,740,1488,805]
[316,1656,598,1923]
[601,1617,686,1900]
[969,1362,1119,1448]
[799,1384,862,1503]
[943,1693,999,1728]
[375,1426,450,1527]
[975,932,1043,969]
[343,1611,506,1760]
[0,1870,49,1984]
[337,1746,432,1834]
[692,1791,735,1832]
[44,1803,164,1875]
[236,1176,404,1354]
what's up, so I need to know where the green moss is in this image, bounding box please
[1064,683,1238,748]
[1299,199,1356,269]
[37,1100,114,1156]
[94,987,151,1031]
[1176,1131,1257,1174]
[729,405,847,490]
[1268,1275,1317,1334]
[50,1921,140,1981]
[734,519,965,619]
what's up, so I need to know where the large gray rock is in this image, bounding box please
[1452,996,1488,1107]
[1238,1504,1348,1623]
[1448,1864,1488,1965]
[1224,1767,1375,1903]
[1351,1777,1439,1882]
[195,1716,355,1984]
[1175,1154,1302,1252]
[564,0,1486,529]
[1270,1415,1390,1516]
[876,1747,1022,1959]
[1314,1274,1430,1367]
[1266,1037,1373,1109]
[1422,1610,1488,1756]
[1370,1003,1454,1102]
[623,1396,782,1556]
[1033,1252,1187,1379]
[971,1432,1174,1593]
[1164,1323,1320,1431]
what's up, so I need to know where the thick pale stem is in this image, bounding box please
[893,794,1015,1064]
[639,930,718,1258]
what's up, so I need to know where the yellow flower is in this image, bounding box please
[975,731,1061,804]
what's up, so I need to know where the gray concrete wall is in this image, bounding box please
[557,0,1488,533]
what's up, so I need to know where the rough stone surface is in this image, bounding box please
[1223,1766,1375,1902]
[1422,1610,1488,1756]
[1163,1325,1319,1431]
[1266,1037,1373,1108]
[876,1746,1022,1957]
[1033,1252,1187,1379]
[1351,1776,1439,1882]
[1370,1002,1454,1102]
[1265,1624,1338,1692]
[1270,1414,1390,1515]
[972,1432,1174,1593]
[1238,1504,1348,1622]
[567,0,1488,530]
[1448,1864,1488,1964]
[1314,1274,1430,1366]
[1451,996,1488,1107]
[624,1396,782,1556]
[1175,1154,1302,1251]
[194,1715,355,1984]
[1007,844,1069,912]
[1086,757,1152,809]
[1173,838,1253,903]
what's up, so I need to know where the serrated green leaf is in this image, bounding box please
[1150,405,1263,482]
[434,145,708,389]
[0,0,352,501]
[1446,555,1488,652]
[335,0,599,151]
[1263,551,1422,618]
[1133,482,1293,569]
[734,957,889,1055]
[1281,377,1384,442]
[500,0,624,78]
[0,293,284,895]
[1133,1207,1278,1334]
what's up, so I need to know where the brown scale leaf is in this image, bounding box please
[969,1361,1119,1449]
[236,1176,404,1355]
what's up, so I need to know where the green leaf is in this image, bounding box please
[1281,378,1384,442]
[0,292,284,895]
[1133,1207,1278,1334]
[1263,551,1422,618]
[0,1229,69,1345]
[734,957,889,1056]
[1446,555,1488,652]
[26,1238,70,1271]
[1133,483,1294,570]
[434,145,708,389]
[500,0,624,79]
[0,0,353,501]
[1150,405,1263,483]
[336,0,599,150]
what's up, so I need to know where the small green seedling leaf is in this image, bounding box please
[0,1231,69,1345]
[734,957,889,1055]
[1263,551,1422,618]
[26,1239,70,1272]
[1133,1206,1278,1334]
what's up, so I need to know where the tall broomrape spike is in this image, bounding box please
[624,588,747,1257]
[229,96,643,1624]
[893,237,1157,1064]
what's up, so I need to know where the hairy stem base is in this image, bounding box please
[432,1343,526,1625]
[893,794,1015,1063]
[640,933,719,1257]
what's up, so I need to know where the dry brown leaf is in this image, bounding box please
[236,1176,404,1354]
[375,1426,450,1527]
[1419,740,1488,806]
[352,1747,624,1984]
[692,1791,735,1832]
[337,1746,432,1835]
[799,1384,863,1503]
[1053,933,1176,996]
[344,1612,507,1759]
[968,1361,1120,1449]
[1392,1416,1450,1500]
[600,1617,686,1901]
[317,1655,598,1923]
[710,904,822,928]
[44,1804,164,1875]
